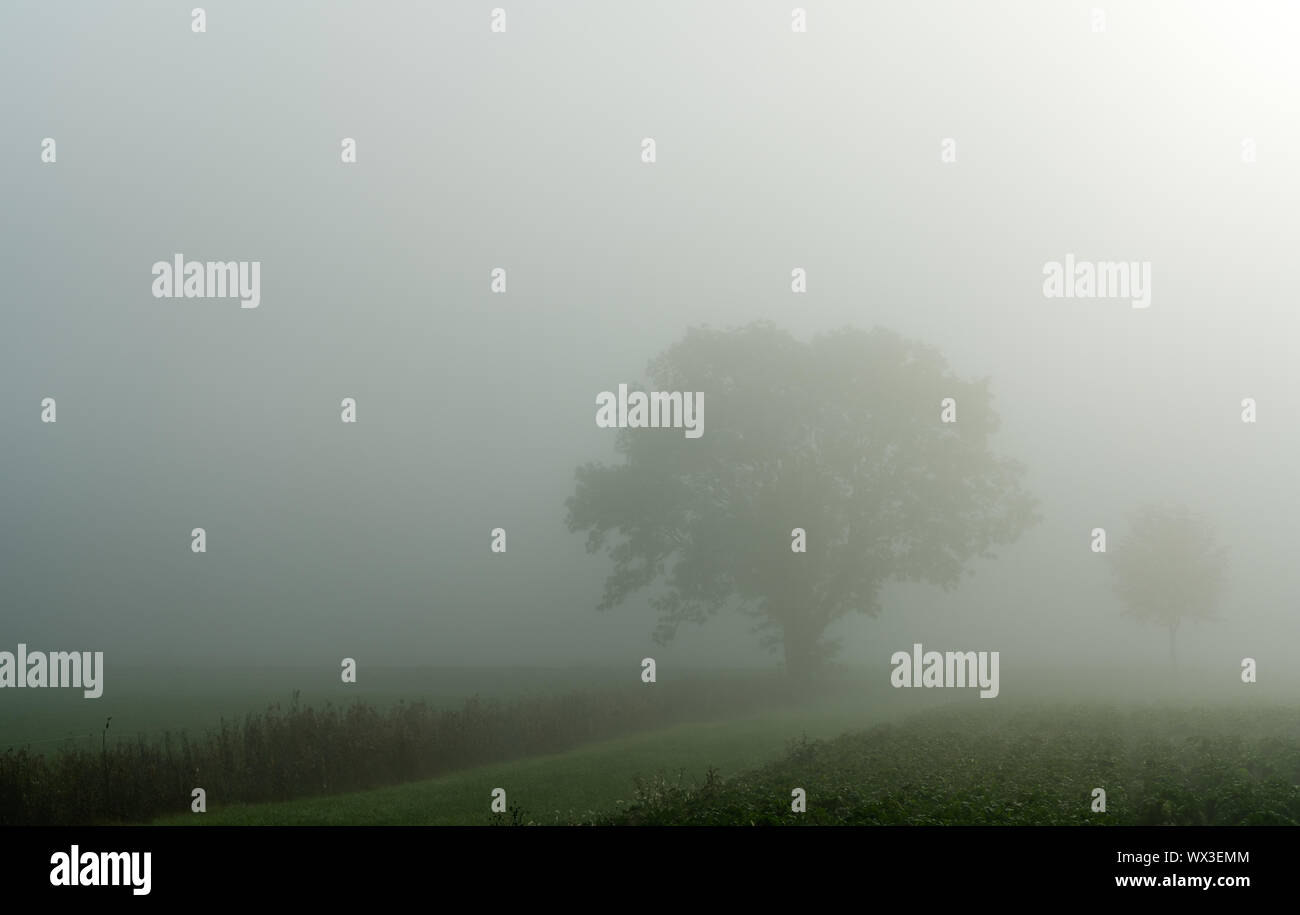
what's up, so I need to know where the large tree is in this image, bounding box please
[1109,503,1228,666]
[565,322,1039,678]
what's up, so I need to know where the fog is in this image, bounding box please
[2,0,1298,691]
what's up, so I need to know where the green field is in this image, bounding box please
[156,699,1300,827]
[8,663,1300,827]
[152,694,897,825]
[0,665,682,752]
[8,659,1288,753]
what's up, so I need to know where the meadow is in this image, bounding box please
[0,665,643,752]
[2,665,891,825]
[151,696,891,825]
[150,700,1300,827]
[5,663,1299,827]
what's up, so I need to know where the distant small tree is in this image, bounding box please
[1109,504,1228,666]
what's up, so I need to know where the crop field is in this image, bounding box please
[587,704,1300,826]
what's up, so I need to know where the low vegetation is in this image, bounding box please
[0,673,811,826]
[574,705,1300,826]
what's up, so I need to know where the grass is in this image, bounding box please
[152,694,896,825]
[0,665,647,751]
[16,662,1300,826]
[154,701,1300,826]
[8,666,912,825]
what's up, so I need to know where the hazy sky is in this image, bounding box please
[2,1,1299,674]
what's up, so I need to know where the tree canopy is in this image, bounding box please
[565,322,1039,677]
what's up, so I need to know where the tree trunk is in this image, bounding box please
[1168,623,1178,668]
[781,618,821,682]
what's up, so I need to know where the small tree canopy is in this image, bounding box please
[1109,503,1229,654]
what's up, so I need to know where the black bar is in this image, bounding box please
[0,826,1278,901]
